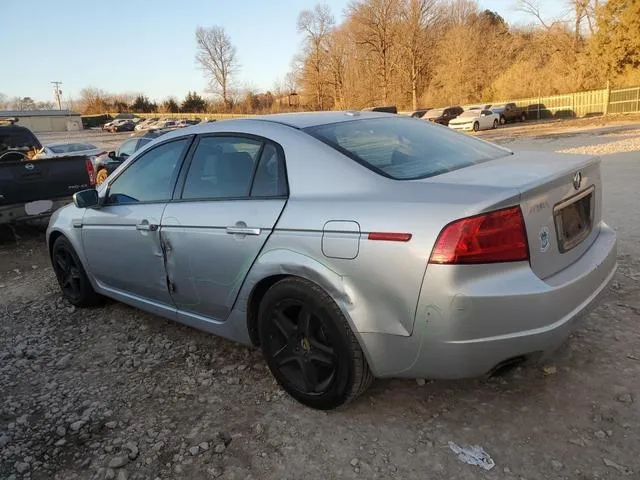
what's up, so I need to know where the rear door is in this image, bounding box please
[161,134,288,320]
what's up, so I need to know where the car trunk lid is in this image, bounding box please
[428,151,602,279]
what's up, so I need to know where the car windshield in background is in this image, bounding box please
[305,116,510,180]
[425,109,443,118]
[459,111,479,117]
[492,104,505,109]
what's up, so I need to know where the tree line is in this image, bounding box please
[288,0,639,111]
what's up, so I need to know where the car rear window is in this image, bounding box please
[304,116,510,180]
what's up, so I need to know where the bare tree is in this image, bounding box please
[400,0,440,110]
[195,26,239,109]
[514,0,558,30]
[349,0,402,104]
[297,4,335,110]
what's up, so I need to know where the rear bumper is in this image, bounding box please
[0,198,71,225]
[359,221,617,378]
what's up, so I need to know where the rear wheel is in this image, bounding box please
[499,115,506,125]
[472,121,480,132]
[52,236,102,307]
[96,168,108,185]
[258,277,373,410]
[493,119,498,129]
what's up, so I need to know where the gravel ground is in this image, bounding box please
[1,124,639,480]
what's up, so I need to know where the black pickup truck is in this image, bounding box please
[490,103,527,124]
[0,122,96,224]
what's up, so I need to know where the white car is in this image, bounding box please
[448,109,500,132]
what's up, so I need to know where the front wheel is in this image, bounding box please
[493,119,498,129]
[258,277,373,410]
[499,115,506,125]
[52,236,102,307]
[96,168,109,185]
[472,121,480,132]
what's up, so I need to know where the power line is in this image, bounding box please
[51,81,63,110]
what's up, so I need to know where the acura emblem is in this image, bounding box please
[25,163,34,170]
[572,171,582,190]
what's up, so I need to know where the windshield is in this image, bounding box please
[492,104,505,109]
[425,109,443,118]
[459,111,480,118]
[305,116,510,180]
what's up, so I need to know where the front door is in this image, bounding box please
[161,136,288,320]
[82,137,192,306]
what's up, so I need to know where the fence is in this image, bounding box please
[493,85,640,120]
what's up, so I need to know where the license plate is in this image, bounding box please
[24,200,54,216]
[554,187,594,253]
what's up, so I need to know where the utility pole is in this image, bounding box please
[51,81,63,110]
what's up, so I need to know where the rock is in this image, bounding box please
[407,447,416,454]
[70,420,85,431]
[105,468,116,480]
[152,441,165,452]
[174,464,183,474]
[199,442,210,451]
[416,378,426,386]
[254,423,264,435]
[551,460,563,471]
[17,414,28,425]
[15,462,30,474]
[226,377,240,385]
[594,430,606,439]
[189,446,200,456]
[503,466,512,473]
[0,434,10,447]
[108,456,129,469]
[603,458,632,475]
[214,443,226,454]
[54,439,66,446]
[350,458,360,467]
[56,354,72,368]
[616,393,633,404]
[221,365,235,373]
[116,470,128,480]
[56,426,66,437]
[105,421,118,429]
[207,466,223,478]
[125,443,139,460]
[542,365,557,375]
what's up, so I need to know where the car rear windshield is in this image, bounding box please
[304,116,510,180]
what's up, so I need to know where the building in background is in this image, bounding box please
[0,110,82,132]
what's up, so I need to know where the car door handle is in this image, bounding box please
[226,226,261,235]
[136,220,158,231]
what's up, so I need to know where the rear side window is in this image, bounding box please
[250,143,287,197]
[305,117,510,180]
[181,136,262,200]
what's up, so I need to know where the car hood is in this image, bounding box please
[449,116,477,123]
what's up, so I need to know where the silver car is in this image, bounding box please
[46,112,617,409]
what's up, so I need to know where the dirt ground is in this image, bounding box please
[1,121,639,480]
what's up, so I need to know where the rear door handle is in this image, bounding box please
[226,226,261,235]
[136,220,158,231]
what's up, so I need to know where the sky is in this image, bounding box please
[0,0,568,105]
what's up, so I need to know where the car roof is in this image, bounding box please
[243,111,393,129]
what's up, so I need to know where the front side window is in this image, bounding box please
[107,138,189,204]
[181,136,262,200]
[305,117,510,180]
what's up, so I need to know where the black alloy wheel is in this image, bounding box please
[259,278,373,410]
[51,236,102,307]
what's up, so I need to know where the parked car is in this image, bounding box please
[361,106,398,114]
[47,112,616,410]
[0,122,96,224]
[34,142,106,159]
[448,109,500,132]
[102,119,126,131]
[491,103,527,124]
[424,106,463,125]
[409,108,430,119]
[175,119,200,128]
[134,118,159,131]
[152,120,178,129]
[95,128,175,185]
[106,120,136,133]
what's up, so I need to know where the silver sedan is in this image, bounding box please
[46,112,617,409]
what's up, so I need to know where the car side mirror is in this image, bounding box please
[108,151,116,159]
[73,189,99,209]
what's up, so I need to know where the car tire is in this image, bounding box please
[52,236,102,308]
[493,119,498,129]
[96,168,108,185]
[499,115,506,125]
[472,122,480,132]
[258,277,374,410]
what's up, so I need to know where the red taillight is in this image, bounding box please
[368,232,412,242]
[85,159,96,186]
[429,206,529,264]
